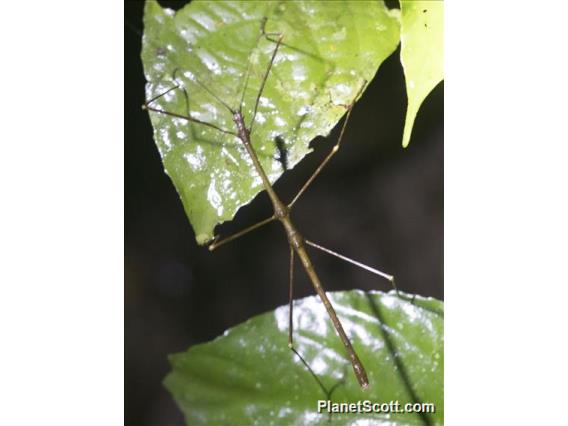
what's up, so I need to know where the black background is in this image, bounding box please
[125,1,443,425]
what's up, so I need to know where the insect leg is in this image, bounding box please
[304,239,398,295]
[208,215,276,251]
[287,244,330,395]
[288,81,367,208]
[248,33,284,134]
[143,102,237,137]
[237,16,283,117]
[143,70,237,137]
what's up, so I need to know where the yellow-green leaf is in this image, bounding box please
[400,0,444,148]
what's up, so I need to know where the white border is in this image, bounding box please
[0,1,123,424]
[446,0,568,423]
[1,0,567,424]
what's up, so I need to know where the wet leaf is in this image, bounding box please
[400,0,444,148]
[165,290,444,425]
[142,0,400,244]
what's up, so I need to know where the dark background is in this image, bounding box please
[125,1,443,425]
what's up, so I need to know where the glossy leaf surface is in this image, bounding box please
[142,0,400,244]
[165,290,444,425]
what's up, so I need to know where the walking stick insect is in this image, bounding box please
[143,18,397,389]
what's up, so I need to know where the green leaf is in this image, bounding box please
[165,290,444,425]
[400,0,444,148]
[142,0,400,244]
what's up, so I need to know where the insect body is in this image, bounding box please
[143,18,396,390]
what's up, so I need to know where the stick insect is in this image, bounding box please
[143,18,397,389]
